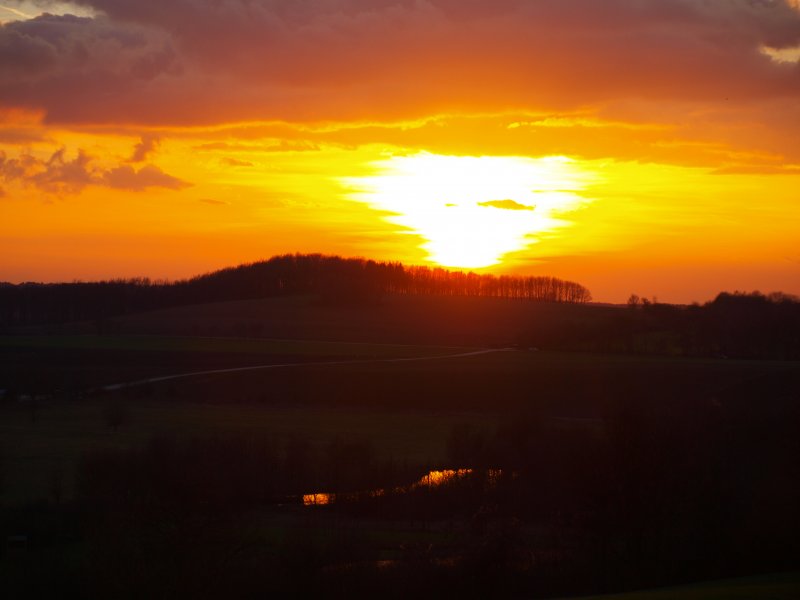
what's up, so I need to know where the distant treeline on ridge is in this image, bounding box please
[0,254,592,326]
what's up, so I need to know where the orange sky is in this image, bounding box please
[1,0,800,302]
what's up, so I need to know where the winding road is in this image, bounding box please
[101,347,514,392]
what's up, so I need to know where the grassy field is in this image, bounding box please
[571,571,800,599]
[36,293,619,347]
[0,324,800,600]
[0,334,473,392]
[132,344,799,415]
[0,398,502,505]
[2,295,799,597]
[0,334,490,504]
[0,333,466,358]
[2,332,797,506]
[6,330,792,403]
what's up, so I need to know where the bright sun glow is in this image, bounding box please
[344,153,593,268]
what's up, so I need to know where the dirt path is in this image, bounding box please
[101,347,514,392]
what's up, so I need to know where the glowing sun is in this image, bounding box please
[344,152,592,268]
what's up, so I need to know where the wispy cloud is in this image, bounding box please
[760,44,800,63]
[0,4,34,20]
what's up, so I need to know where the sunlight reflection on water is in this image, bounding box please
[303,468,502,506]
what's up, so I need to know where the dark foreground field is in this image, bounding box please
[1,297,799,598]
[22,292,610,346]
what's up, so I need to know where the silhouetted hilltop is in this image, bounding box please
[3,256,799,360]
[0,253,591,327]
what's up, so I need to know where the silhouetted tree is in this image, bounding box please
[0,254,593,329]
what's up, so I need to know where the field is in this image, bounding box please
[0,333,467,358]
[2,329,797,506]
[0,332,467,384]
[32,293,619,346]
[0,399,503,505]
[575,571,800,599]
[1,296,799,598]
[0,333,487,503]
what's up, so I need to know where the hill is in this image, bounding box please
[0,253,591,329]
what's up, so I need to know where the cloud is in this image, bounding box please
[0,1,799,170]
[761,44,800,63]
[0,146,189,193]
[0,12,181,122]
[0,19,57,73]
[478,199,535,211]
[128,133,159,162]
[0,127,47,143]
[0,4,35,20]
[199,197,228,205]
[220,157,253,167]
[1,1,95,21]
[102,163,189,190]
[0,147,94,193]
[0,1,798,126]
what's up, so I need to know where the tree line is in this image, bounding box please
[0,253,592,327]
[523,290,800,360]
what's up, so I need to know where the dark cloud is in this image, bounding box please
[0,146,189,193]
[129,133,159,162]
[0,23,57,74]
[478,199,535,211]
[0,12,180,122]
[0,1,797,127]
[199,198,228,205]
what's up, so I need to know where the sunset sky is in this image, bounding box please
[1,0,799,302]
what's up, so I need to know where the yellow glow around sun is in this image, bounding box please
[344,153,592,268]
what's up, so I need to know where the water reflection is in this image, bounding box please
[303,493,333,506]
[414,468,472,488]
[303,468,501,506]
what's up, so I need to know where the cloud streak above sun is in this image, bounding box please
[0,0,799,301]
